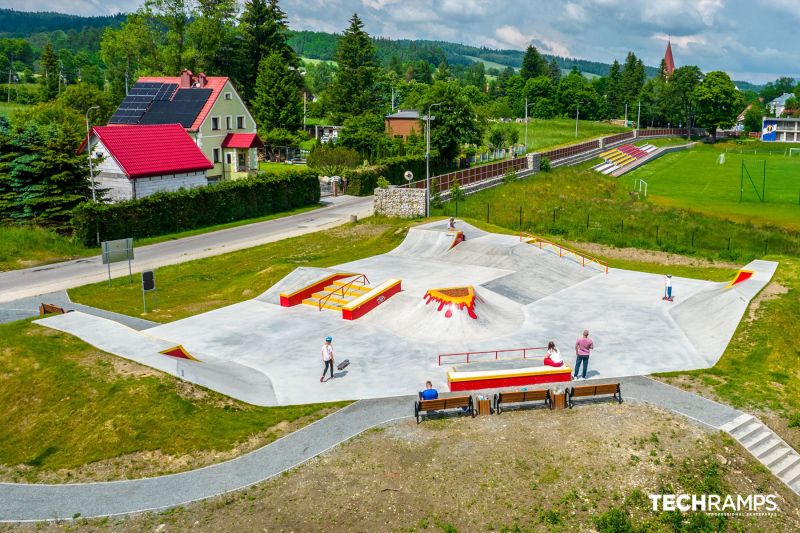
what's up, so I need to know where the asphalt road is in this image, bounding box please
[0,195,373,303]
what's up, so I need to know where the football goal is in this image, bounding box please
[740,159,766,202]
[789,148,800,157]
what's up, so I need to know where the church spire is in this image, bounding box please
[663,38,675,77]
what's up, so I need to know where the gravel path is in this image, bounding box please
[0,376,748,522]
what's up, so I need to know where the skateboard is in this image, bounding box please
[337,359,350,371]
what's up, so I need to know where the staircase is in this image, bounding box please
[302,277,371,311]
[721,414,800,494]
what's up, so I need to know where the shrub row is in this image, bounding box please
[343,165,388,196]
[72,170,320,246]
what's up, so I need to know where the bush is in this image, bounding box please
[594,508,633,533]
[71,170,320,246]
[503,169,518,183]
[376,176,390,189]
[376,153,451,184]
[539,157,552,172]
[449,183,466,202]
[342,165,388,196]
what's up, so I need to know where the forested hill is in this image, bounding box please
[288,30,660,78]
[0,8,124,37]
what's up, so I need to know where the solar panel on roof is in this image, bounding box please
[138,88,212,128]
[108,82,170,124]
[155,83,178,101]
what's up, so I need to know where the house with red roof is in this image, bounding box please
[79,124,214,202]
[107,70,262,182]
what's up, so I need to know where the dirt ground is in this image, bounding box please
[11,403,800,533]
[570,240,740,269]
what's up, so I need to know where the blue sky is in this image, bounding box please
[4,0,799,84]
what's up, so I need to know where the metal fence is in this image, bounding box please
[404,157,528,193]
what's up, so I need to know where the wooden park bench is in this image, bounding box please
[414,395,474,423]
[567,382,622,408]
[38,303,67,316]
[493,389,551,414]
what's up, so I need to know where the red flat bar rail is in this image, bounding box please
[519,232,608,274]
[438,346,547,366]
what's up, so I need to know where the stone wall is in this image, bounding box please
[373,187,426,218]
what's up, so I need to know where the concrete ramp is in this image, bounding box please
[669,260,778,365]
[34,312,277,406]
[388,227,463,259]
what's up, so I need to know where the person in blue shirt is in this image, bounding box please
[420,381,438,400]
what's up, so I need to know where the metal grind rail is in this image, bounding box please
[519,232,609,274]
[438,346,548,366]
[317,274,370,310]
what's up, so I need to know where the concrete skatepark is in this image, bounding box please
[37,220,777,406]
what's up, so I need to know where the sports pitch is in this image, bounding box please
[625,143,800,230]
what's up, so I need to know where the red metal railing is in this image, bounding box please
[317,274,369,310]
[520,232,608,273]
[402,158,527,192]
[438,346,547,366]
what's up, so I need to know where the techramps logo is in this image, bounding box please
[649,493,779,517]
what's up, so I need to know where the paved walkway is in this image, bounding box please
[0,376,768,523]
[0,195,373,303]
[0,290,157,330]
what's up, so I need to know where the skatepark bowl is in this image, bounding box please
[37,220,778,407]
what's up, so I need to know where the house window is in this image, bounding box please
[226,153,232,164]
[225,116,232,130]
[224,92,232,100]
[211,117,220,130]
[236,116,245,129]
[212,148,220,163]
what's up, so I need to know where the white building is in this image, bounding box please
[767,93,794,117]
[79,124,213,202]
[761,117,800,143]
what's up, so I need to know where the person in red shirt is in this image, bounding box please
[574,330,594,380]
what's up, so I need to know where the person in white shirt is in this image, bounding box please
[543,341,563,367]
[320,336,334,382]
[664,274,673,301]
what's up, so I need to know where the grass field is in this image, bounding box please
[625,143,800,230]
[0,204,320,271]
[70,217,414,322]
[0,101,29,116]
[508,118,629,153]
[258,161,309,173]
[433,163,800,260]
[0,318,345,481]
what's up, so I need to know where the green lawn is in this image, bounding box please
[0,225,90,271]
[70,217,415,322]
[258,161,309,173]
[0,204,320,272]
[624,143,800,230]
[0,101,29,116]
[433,162,800,261]
[0,318,345,480]
[506,118,629,153]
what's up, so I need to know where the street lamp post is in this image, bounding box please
[425,102,441,217]
[85,106,100,203]
[524,96,535,151]
[574,101,583,138]
[637,101,641,132]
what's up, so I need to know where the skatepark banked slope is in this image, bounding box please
[36,221,778,406]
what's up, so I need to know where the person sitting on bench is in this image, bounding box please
[420,381,438,400]
[543,341,564,367]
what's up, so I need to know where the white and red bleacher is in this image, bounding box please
[593,143,657,174]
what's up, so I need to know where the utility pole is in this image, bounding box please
[624,103,628,125]
[391,87,396,112]
[637,101,641,131]
[524,96,534,151]
[303,92,307,128]
[425,103,442,217]
[85,106,100,203]
[575,102,581,137]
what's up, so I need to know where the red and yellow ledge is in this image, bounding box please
[447,365,572,392]
[279,272,359,306]
[342,278,402,320]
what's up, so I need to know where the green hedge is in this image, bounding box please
[377,154,450,185]
[343,165,387,196]
[72,170,320,246]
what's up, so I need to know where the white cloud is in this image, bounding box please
[652,33,707,49]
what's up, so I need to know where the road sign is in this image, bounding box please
[142,270,157,312]
[101,238,133,285]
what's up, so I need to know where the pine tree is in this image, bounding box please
[520,45,546,80]
[433,61,451,82]
[327,13,379,120]
[240,0,297,102]
[620,52,645,111]
[251,52,303,132]
[39,43,60,101]
[605,60,622,118]
[548,58,561,85]
[658,59,669,82]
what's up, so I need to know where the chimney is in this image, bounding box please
[197,72,207,88]
[179,69,193,88]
